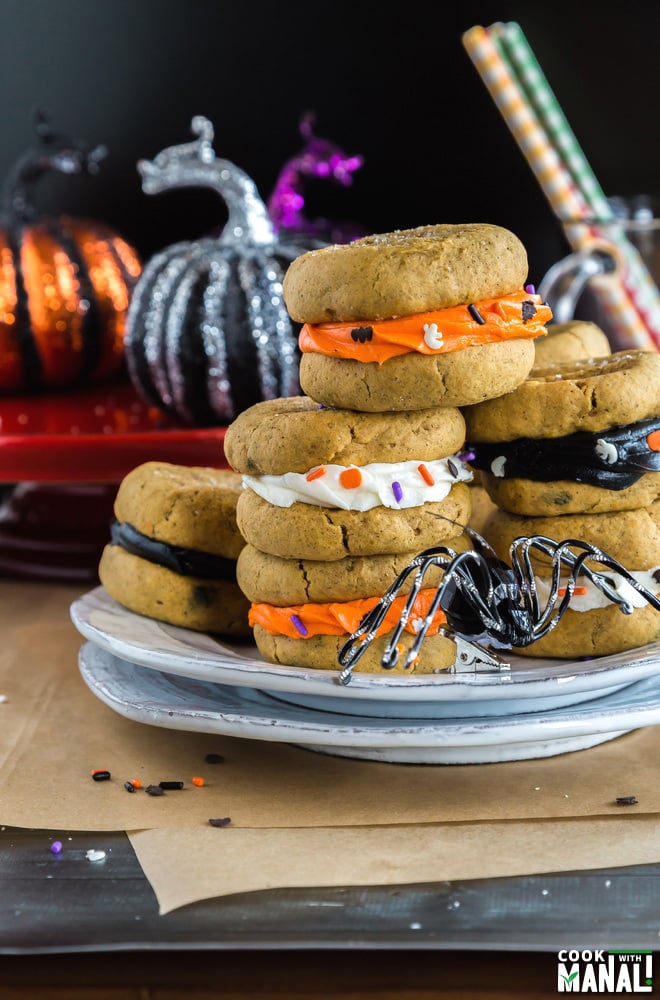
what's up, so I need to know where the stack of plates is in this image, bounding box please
[71,587,660,764]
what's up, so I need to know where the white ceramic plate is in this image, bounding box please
[79,640,660,764]
[70,588,660,719]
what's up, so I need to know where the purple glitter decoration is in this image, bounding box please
[525,283,536,294]
[392,481,403,504]
[267,112,365,244]
[291,614,309,636]
[50,840,63,855]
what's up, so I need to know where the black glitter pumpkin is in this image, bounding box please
[125,117,322,426]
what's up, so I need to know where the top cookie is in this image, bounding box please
[224,395,467,475]
[463,350,660,442]
[283,223,529,323]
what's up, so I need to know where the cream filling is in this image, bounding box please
[242,456,473,511]
[533,568,660,612]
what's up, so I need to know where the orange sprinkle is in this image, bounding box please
[558,586,588,598]
[191,776,205,787]
[647,430,660,452]
[306,466,326,481]
[417,463,435,486]
[131,779,142,789]
[339,467,362,489]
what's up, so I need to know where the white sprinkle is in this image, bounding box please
[541,888,549,896]
[0,695,7,703]
[409,921,422,930]
[533,786,541,791]
[604,880,612,888]
[85,849,106,863]
[595,438,618,465]
[422,322,444,350]
[490,455,507,478]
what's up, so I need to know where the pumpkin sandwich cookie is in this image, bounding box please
[481,502,660,658]
[98,461,251,635]
[237,543,461,673]
[463,350,660,517]
[224,395,473,560]
[283,223,552,411]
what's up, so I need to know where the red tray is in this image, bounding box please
[0,379,228,581]
[0,379,228,483]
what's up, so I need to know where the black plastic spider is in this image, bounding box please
[337,528,660,685]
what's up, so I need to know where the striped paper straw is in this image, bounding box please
[491,20,660,342]
[462,24,656,350]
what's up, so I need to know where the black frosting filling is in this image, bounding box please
[467,417,660,490]
[110,520,237,581]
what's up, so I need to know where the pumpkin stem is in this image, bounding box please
[1,109,107,223]
[137,116,276,247]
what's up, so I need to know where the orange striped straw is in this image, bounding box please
[462,24,656,350]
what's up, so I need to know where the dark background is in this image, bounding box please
[1,0,658,286]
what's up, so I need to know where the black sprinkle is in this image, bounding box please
[123,781,136,793]
[91,770,111,782]
[205,753,225,764]
[467,303,485,325]
[209,817,232,827]
[350,326,373,343]
[159,780,184,790]
[615,796,638,806]
[653,569,660,584]
[521,300,538,323]
[145,784,165,796]
[447,458,459,479]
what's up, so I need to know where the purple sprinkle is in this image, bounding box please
[291,614,308,636]
[50,840,63,855]
[525,283,536,294]
[458,449,475,463]
[391,481,403,504]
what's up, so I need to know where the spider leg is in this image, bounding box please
[336,547,456,685]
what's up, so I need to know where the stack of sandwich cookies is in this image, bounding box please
[462,351,660,657]
[224,396,472,672]
[99,462,251,635]
[283,223,552,411]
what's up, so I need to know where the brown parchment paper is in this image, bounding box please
[2,580,660,832]
[129,819,660,914]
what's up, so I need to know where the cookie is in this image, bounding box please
[252,626,457,675]
[533,320,611,364]
[481,503,660,657]
[282,223,551,412]
[224,395,467,475]
[236,543,454,606]
[98,462,250,635]
[283,224,530,322]
[235,482,471,561]
[464,351,660,516]
[298,338,537,412]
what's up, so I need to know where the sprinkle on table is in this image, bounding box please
[205,753,225,764]
[191,776,205,787]
[159,780,184,790]
[50,840,63,855]
[91,769,111,782]
[615,795,639,806]
[209,817,232,827]
[85,849,106,863]
[145,784,165,796]
[123,781,136,793]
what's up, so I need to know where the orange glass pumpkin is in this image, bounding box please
[0,115,141,393]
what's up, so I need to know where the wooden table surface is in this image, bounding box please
[1,824,659,998]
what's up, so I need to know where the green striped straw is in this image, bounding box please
[491,20,660,343]
[463,23,654,349]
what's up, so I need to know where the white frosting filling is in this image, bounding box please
[534,568,660,612]
[243,456,473,511]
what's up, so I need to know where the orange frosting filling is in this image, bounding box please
[249,589,447,639]
[299,290,552,364]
